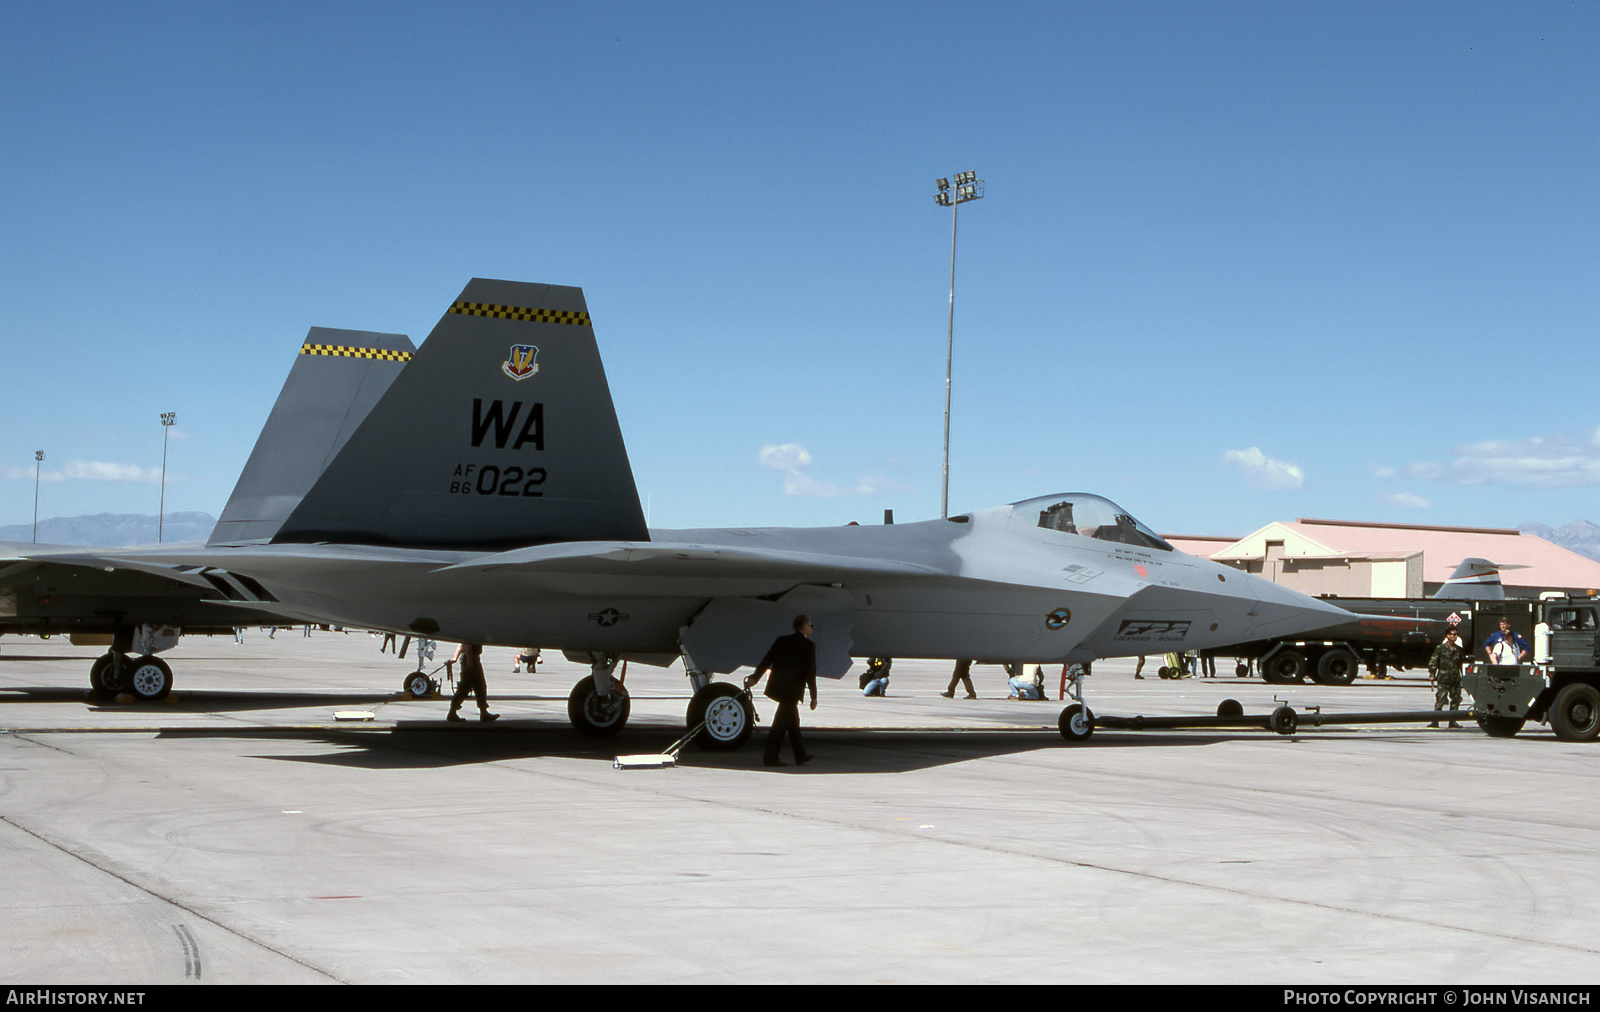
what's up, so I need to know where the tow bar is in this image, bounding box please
[1093,699,1479,736]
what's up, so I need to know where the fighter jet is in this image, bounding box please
[0,327,414,699]
[52,279,1353,746]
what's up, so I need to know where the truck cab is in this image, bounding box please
[1464,594,1600,741]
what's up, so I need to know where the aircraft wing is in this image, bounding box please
[437,540,952,582]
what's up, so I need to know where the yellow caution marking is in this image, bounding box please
[449,301,591,326]
[299,344,413,362]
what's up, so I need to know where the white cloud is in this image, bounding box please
[757,443,904,498]
[3,460,164,483]
[1221,447,1304,490]
[758,443,812,473]
[1378,491,1432,509]
[1406,426,1600,488]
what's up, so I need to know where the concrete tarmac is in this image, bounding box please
[2,631,1597,984]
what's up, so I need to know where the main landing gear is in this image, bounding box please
[403,669,440,699]
[686,682,756,751]
[87,625,181,701]
[567,654,631,737]
[675,638,757,751]
[89,651,173,701]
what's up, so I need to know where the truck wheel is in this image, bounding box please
[1474,713,1525,738]
[1263,650,1306,684]
[1549,683,1600,742]
[1313,649,1359,686]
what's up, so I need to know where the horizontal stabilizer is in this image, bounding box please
[274,280,648,548]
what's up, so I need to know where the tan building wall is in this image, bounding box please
[1223,552,1422,599]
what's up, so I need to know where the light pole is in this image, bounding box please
[934,170,984,519]
[159,412,175,543]
[32,450,43,543]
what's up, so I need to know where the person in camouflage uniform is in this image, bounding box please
[1428,628,1466,728]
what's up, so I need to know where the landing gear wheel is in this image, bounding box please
[127,655,173,701]
[1268,704,1298,735]
[567,675,630,737]
[1216,699,1244,718]
[1263,650,1307,684]
[1058,703,1095,742]
[403,671,435,699]
[1235,662,1249,678]
[1549,683,1600,742]
[1475,713,1526,738]
[687,683,754,751]
[89,653,125,697]
[1314,649,1360,686]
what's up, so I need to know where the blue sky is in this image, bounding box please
[3,1,1598,538]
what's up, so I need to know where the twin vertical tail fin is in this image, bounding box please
[209,328,415,545]
[1434,557,1508,601]
[271,279,649,549]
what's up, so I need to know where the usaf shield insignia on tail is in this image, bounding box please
[502,344,540,381]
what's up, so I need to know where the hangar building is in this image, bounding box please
[1165,518,1600,599]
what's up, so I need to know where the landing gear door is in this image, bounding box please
[680,586,855,678]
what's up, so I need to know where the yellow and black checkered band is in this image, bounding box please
[299,344,413,362]
[448,301,591,326]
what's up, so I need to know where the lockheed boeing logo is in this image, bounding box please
[1113,619,1192,642]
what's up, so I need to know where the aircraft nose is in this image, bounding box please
[1239,577,1352,639]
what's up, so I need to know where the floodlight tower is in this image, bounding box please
[32,450,43,543]
[934,170,984,519]
[158,412,176,543]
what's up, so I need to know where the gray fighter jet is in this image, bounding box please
[55,279,1352,745]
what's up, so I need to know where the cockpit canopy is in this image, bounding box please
[1012,493,1173,552]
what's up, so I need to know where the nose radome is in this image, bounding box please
[1241,575,1353,639]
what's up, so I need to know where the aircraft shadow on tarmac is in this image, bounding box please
[0,685,568,714]
[148,724,1272,775]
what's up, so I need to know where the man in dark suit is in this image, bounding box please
[744,614,818,767]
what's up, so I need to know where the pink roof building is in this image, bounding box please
[1165,519,1600,599]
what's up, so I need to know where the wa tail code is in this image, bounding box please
[470,398,544,450]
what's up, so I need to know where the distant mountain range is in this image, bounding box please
[1520,520,1600,563]
[0,512,217,547]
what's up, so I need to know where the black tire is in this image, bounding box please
[1313,649,1359,686]
[88,652,123,697]
[403,671,433,699]
[1216,699,1244,718]
[1263,650,1307,684]
[127,655,173,702]
[687,683,755,751]
[1268,704,1298,735]
[1549,683,1600,742]
[1157,666,1172,679]
[1058,703,1095,742]
[1234,662,1249,678]
[1475,713,1525,738]
[567,675,630,737]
